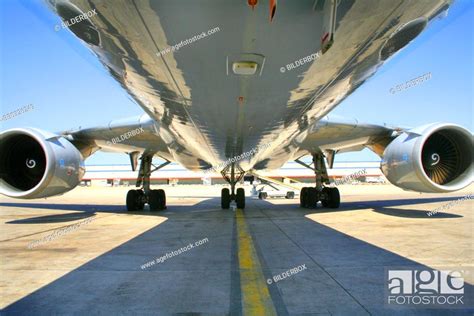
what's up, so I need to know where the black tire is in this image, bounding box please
[307,187,317,208]
[236,188,245,209]
[221,188,231,209]
[136,190,145,210]
[149,190,162,211]
[321,187,330,207]
[260,192,268,200]
[126,190,139,212]
[157,189,166,209]
[327,187,340,208]
[286,191,295,199]
[300,187,308,207]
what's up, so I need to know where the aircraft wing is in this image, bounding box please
[297,115,398,159]
[61,114,173,163]
[65,114,398,170]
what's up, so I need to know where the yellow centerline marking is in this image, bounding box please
[236,209,277,315]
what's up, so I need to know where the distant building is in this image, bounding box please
[82,161,385,186]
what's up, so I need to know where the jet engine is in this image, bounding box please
[0,128,85,199]
[381,123,473,193]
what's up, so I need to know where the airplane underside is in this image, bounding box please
[0,0,472,211]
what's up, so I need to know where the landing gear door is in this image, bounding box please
[317,0,338,54]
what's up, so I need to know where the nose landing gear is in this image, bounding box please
[220,163,246,209]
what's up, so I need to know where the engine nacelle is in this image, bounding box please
[381,123,473,193]
[0,128,85,199]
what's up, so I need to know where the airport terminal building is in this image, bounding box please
[82,161,385,186]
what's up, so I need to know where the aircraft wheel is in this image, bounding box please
[136,190,145,210]
[307,187,318,208]
[236,188,245,209]
[157,189,166,209]
[149,190,163,212]
[321,187,330,207]
[327,187,340,208]
[300,187,308,207]
[221,188,231,209]
[126,190,140,212]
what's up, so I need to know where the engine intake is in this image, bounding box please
[381,123,473,193]
[0,128,85,199]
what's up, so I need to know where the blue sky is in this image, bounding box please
[1,0,472,166]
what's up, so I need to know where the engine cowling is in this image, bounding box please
[381,123,473,193]
[0,128,85,199]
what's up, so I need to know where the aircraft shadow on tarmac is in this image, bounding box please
[1,196,473,315]
[6,212,97,224]
[0,195,466,221]
[275,196,465,219]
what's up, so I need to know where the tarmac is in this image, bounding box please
[0,184,473,315]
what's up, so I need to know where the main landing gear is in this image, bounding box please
[220,163,246,209]
[126,154,170,212]
[297,152,340,209]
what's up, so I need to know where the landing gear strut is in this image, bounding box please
[220,163,246,209]
[297,152,340,209]
[126,154,170,212]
